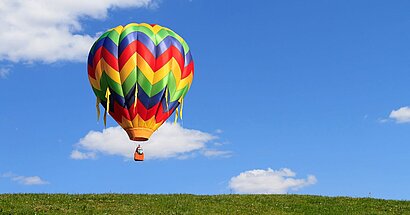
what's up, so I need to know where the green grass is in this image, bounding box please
[0,194,409,214]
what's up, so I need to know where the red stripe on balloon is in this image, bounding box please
[92,47,103,70]
[136,99,160,121]
[88,64,96,79]
[119,40,156,70]
[137,41,156,69]
[119,40,136,69]
[155,46,184,71]
[109,101,131,122]
[155,103,176,122]
[102,47,119,71]
[182,61,194,79]
[108,95,178,127]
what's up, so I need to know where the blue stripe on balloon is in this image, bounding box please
[123,84,163,110]
[109,89,126,107]
[119,32,156,58]
[124,85,136,109]
[118,31,136,56]
[137,85,165,109]
[156,36,184,57]
[87,51,93,66]
[102,37,119,58]
[88,39,105,66]
[92,39,105,54]
[159,99,179,114]
[184,51,193,66]
[119,32,185,59]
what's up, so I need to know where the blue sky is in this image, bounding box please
[1,0,410,199]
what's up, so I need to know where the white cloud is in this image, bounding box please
[0,68,10,79]
[379,118,389,123]
[215,129,223,134]
[70,150,96,160]
[72,122,231,160]
[2,172,49,185]
[0,0,155,63]
[228,168,317,194]
[389,106,410,123]
[202,149,232,158]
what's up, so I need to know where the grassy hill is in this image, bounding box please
[1,194,409,214]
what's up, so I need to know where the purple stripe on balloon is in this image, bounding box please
[136,85,165,109]
[119,32,186,59]
[103,37,119,58]
[156,36,184,57]
[184,51,193,66]
[160,100,179,114]
[88,39,106,66]
[88,50,94,66]
[119,32,156,58]
[119,31,137,55]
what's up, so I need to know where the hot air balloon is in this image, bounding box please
[87,23,194,161]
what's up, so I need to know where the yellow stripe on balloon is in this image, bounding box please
[118,116,133,128]
[131,113,139,128]
[152,121,164,131]
[136,53,154,83]
[137,115,146,128]
[124,23,140,30]
[171,62,181,87]
[153,58,181,85]
[138,115,149,128]
[139,23,155,31]
[89,78,100,90]
[120,53,137,84]
[89,60,104,90]
[176,72,193,91]
[94,60,103,80]
[152,25,164,34]
[113,25,123,35]
[135,55,186,86]
[102,60,121,84]
[133,115,157,129]
[147,116,156,129]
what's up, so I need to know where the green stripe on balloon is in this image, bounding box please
[122,68,137,96]
[107,30,120,46]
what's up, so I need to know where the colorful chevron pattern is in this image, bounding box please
[87,23,194,141]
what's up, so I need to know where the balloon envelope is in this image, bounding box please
[87,23,194,141]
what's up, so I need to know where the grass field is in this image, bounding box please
[1,194,410,214]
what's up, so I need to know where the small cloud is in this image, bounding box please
[202,149,232,158]
[378,118,389,123]
[72,122,230,160]
[2,172,49,185]
[176,153,197,160]
[213,142,223,146]
[213,141,230,146]
[70,150,96,160]
[0,68,10,79]
[215,129,223,134]
[228,168,317,194]
[389,106,410,123]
